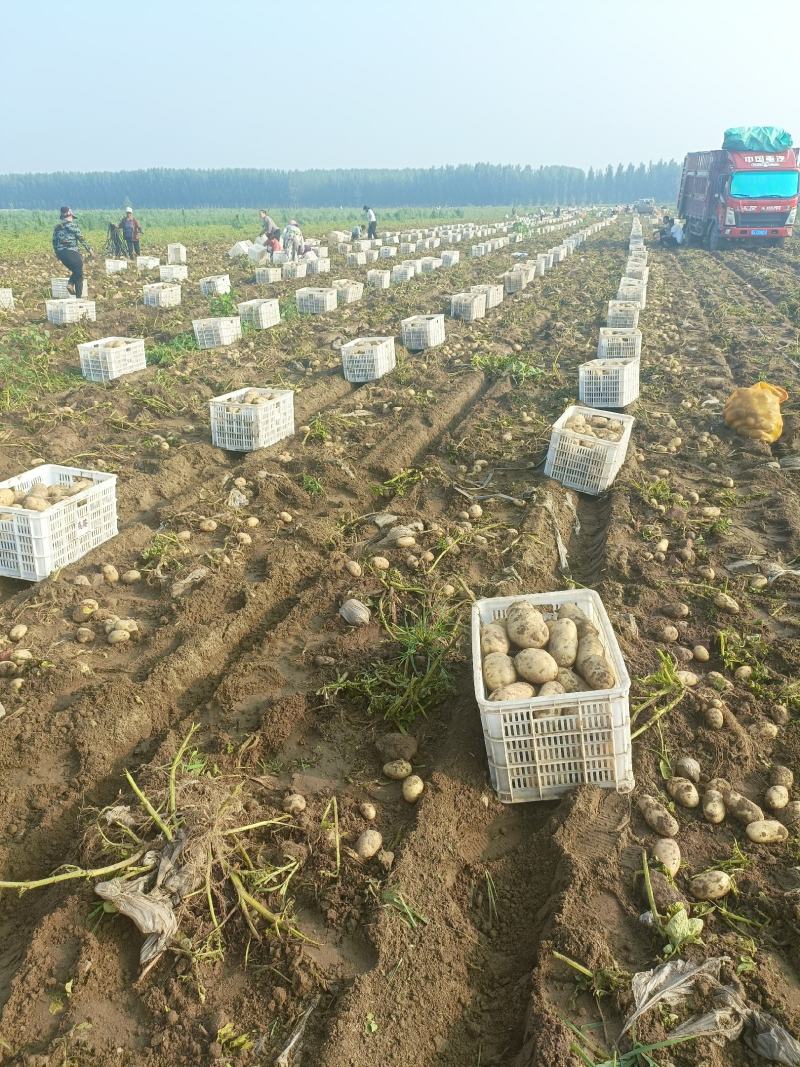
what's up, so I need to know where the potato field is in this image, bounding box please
[2,213,800,1067]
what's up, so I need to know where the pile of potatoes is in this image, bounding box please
[0,476,95,514]
[564,411,625,442]
[225,390,279,413]
[481,600,617,705]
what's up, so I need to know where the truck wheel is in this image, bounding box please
[770,237,786,248]
[707,223,720,252]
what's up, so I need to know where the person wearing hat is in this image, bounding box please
[119,207,142,258]
[52,207,92,297]
[282,219,304,262]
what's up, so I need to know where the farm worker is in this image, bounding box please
[52,206,92,297]
[259,208,279,239]
[670,219,685,246]
[119,208,142,257]
[283,220,304,261]
[363,205,377,240]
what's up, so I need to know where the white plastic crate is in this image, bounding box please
[367,269,390,289]
[237,298,280,330]
[307,257,330,274]
[159,264,188,282]
[472,590,632,803]
[470,283,504,309]
[228,240,253,258]
[282,261,307,280]
[544,405,635,495]
[450,291,487,321]
[315,246,329,258]
[209,388,294,452]
[501,270,526,295]
[0,288,14,310]
[167,243,187,265]
[0,465,118,582]
[78,336,147,383]
[200,274,231,296]
[248,245,270,265]
[347,252,367,267]
[625,261,648,281]
[143,282,181,308]
[378,246,397,259]
[340,337,396,382]
[51,277,75,298]
[597,327,642,360]
[578,357,640,409]
[192,316,242,349]
[441,250,460,267]
[46,299,96,325]
[391,265,416,283]
[421,257,443,273]
[105,259,128,275]
[272,251,289,265]
[332,279,364,304]
[136,256,161,271]
[618,279,648,309]
[400,314,445,351]
[364,250,380,263]
[255,267,282,284]
[606,301,639,329]
[296,287,337,314]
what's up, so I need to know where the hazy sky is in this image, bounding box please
[2,0,798,174]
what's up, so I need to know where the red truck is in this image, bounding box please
[678,146,799,248]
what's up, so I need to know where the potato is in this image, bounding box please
[690,870,731,900]
[538,681,565,697]
[770,765,794,790]
[653,838,681,877]
[546,618,578,667]
[505,602,549,649]
[483,652,517,692]
[488,682,535,702]
[765,785,789,811]
[481,622,510,657]
[704,706,724,729]
[557,668,586,693]
[706,777,730,794]
[666,777,700,809]
[702,789,726,824]
[637,795,679,837]
[675,756,701,784]
[0,488,15,507]
[383,759,412,781]
[557,603,597,638]
[647,870,687,912]
[783,801,800,829]
[575,635,615,689]
[746,819,788,845]
[514,648,559,685]
[22,495,49,512]
[355,829,383,860]
[402,775,424,803]
[726,790,764,826]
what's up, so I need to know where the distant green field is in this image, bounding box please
[0,206,518,256]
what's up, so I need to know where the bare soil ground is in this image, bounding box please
[2,220,800,1067]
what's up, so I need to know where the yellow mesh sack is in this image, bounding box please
[723,382,788,444]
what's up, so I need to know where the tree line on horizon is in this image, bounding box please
[0,161,681,210]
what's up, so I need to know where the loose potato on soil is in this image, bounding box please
[666,777,700,809]
[514,649,559,685]
[504,602,548,649]
[726,791,764,826]
[637,795,679,837]
[770,765,794,790]
[690,870,732,900]
[745,819,788,845]
[383,760,413,781]
[765,785,789,811]
[652,838,681,877]
[702,790,726,824]
[483,652,517,692]
[545,618,578,667]
[675,757,700,783]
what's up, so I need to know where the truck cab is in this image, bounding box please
[679,147,799,249]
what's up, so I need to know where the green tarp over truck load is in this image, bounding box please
[722,127,793,152]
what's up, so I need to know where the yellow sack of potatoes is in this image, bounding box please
[723,382,788,443]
